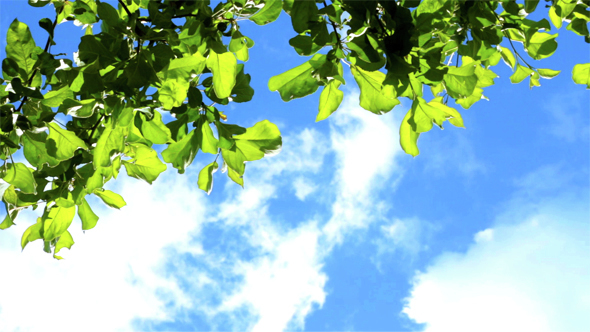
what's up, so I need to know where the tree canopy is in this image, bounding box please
[0,0,588,259]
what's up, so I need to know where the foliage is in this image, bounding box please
[0,0,588,258]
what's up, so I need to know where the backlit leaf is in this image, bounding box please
[352,66,400,114]
[207,50,237,99]
[1,163,36,194]
[93,189,126,209]
[572,63,590,88]
[198,161,218,194]
[317,80,343,121]
[78,198,99,230]
[47,123,89,161]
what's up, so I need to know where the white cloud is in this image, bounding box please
[220,222,327,332]
[403,198,590,332]
[293,176,317,200]
[376,218,435,257]
[323,93,404,245]
[0,90,409,332]
[0,172,207,331]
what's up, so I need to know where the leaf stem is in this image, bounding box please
[118,0,132,17]
[87,115,105,142]
[15,5,64,115]
[506,37,535,69]
[486,1,535,69]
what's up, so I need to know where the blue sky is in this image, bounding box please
[1,1,589,331]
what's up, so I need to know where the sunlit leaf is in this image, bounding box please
[572,63,590,88]
[47,123,89,161]
[1,163,36,194]
[198,161,218,194]
[93,189,126,209]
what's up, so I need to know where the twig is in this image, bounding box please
[118,0,132,17]
[486,1,535,69]
[87,115,105,142]
[15,5,64,114]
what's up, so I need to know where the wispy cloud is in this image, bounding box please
[542,90,589,143]
[372,217,439,270]
[0,90,410,332]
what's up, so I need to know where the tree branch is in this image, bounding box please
[118,0,132,17]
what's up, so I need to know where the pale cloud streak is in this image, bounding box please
[0,91,410,332]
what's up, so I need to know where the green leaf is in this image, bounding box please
[537,68,561,79]
[97,2,120,28]
[525,32,558,60]
[125,53,158,88]
[78,198,99,230]
[510,64,534,83]
[43,199,76,241]
[429,99,465,128]
[22,131,60,168]
[21,218,43,250]
[122,145,167,184]
[198,121,219,154]
[291,0,319,33]
[549,6,562,29]
[572,63,590,88]
[53,230,74,260]
[158,53,206,109]
[40,86,73,107]
[525,0,540,13]
[230,31,247,53]
[269,54,323,101]
[58,98,98,118]
[28,0,52,7]
[78,35,115,69]
[456,87,485,109]
[2,163,36,194]
[93,189,126,209]
[231,64,254,103]
[222,120,282,175]
[140,111,172,144]
[160,52,207,82]
[159,80,186,110]
[162,129,199,173]
[250,0,282,25]
[499,46,517,69]
[47,123,89,160]
[227,162,244,187]
[94,125,125,168]
[566,18,590,37]
[6,19,38,85]
[400,109,420,157]
[352,66,400,114]
[317,80,343,121]
[198,161,218,194]
[443,63,478,98]
[207,50,237,99]
[0,208,18,230]
[289,35,323,56]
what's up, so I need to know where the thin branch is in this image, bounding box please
[15,5,64,114]
[486,1,535,69]
[506,37,535,69]
[118,0,132,17]
[213,149,221,164]
[87,115,105,142]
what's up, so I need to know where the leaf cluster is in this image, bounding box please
[0,0,588,258]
